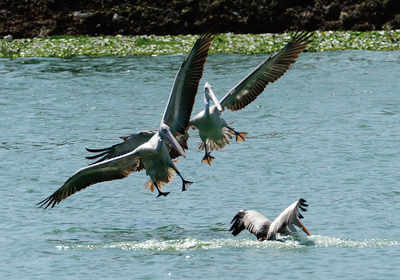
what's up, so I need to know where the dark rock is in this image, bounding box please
[0,0,399,38]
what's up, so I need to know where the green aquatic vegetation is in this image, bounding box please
[0,31,399,58]
[0,40,28,58]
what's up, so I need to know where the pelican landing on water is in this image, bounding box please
[37,34,214,208]
[229,198,310,241]
[189,32,313,165]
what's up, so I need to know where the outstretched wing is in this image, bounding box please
[85,130,188,164]
[219,32,312,111]
[38,149,143,208]
[162,34,214,135]
[85,130,156,165]
[230,210,272,239]
[267,198,310,240]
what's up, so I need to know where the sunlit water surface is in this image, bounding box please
[1,51,400,279]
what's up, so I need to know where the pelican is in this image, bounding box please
[229,198,310,241]
[85,34,215,165]
[189,32,312,165]
[37,34,214,208]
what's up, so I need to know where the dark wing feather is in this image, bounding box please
[162,34,214,135]
[85,131,156,165]
[229,210,247,236]
[219,32,312,111]
[38,150,141,208]
[229,210,272,239]
[85,130,187,164]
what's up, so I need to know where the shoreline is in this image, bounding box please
[1,30,400,58]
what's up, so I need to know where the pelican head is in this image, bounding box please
[159,124,186,158]
[204,82,222,111]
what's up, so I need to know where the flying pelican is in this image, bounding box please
[229,198,310,241]
[189,32,312,165]
[37,34,214,208]
[85,34,215,165]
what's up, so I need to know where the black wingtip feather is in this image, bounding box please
[298,198,309,212]
[85,146,114,164]
[293,31,313,43]
[36,195,58,209]
[85,150,109,160]
[85,147,110,153]
[300,199,309,207]
[229,210,246,236]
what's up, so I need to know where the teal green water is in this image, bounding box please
[1,51,400,279]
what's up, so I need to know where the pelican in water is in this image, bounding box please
[229,198,310,241]
[189,32,312,165]
[38,34,214,208]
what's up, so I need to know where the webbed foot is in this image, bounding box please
[201,153,215,166]
[235,132,248,142]
[226,125,247,142]
[182,180,193,192]
[156,191,170,197]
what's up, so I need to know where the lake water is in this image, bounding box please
[1,51,400,279]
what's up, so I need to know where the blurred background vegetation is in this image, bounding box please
[1,0,399,38]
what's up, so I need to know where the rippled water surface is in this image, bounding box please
[1,51,400,279]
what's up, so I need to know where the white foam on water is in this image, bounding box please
[55,234,400,251]
[310,235,400,248]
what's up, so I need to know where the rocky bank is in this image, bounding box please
[1,0,399,38]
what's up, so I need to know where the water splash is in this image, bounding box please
[55,235,400,251]
[310,235,400,248]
